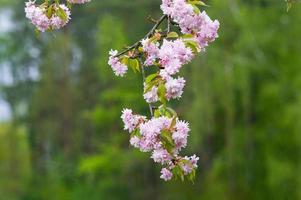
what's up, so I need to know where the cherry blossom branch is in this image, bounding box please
[116,15,167,57]
[105,0,219,183]
[25,0,220,184]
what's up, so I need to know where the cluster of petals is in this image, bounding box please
[158,39,194,75]
[143,86,159,103]
[165,76,186,100]
[142,38,194,75]
[161,0,220,49]
[143,75,186,103]
[25,1,71,32]
[121,108,198,181]
[141,38,191,103]
[25,0,91,32]
[141,39,160,66]
[108,50,128,77]
[121,109,145,133]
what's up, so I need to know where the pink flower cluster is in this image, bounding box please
[25,0,90,32]
[108,50,128,77]
[25,1,71,32]
[141,39,191,103]
[142,38,193,74]
[143,74,186,103]
[121,108,199,181]
[108,0,220,182]
[161,0,220,50]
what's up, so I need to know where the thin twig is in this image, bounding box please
[167,16,171,33]
[116,15,167,57]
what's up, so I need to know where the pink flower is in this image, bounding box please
[160,168,173,181]
[108,50,128,77]
[151,148,172,164]
[143,86,159,103]
[130,136,141,148]
[159,39,193,75]
[165,77,186,100]
[195,11,220,49]
[159,70,172,81]
[160,0,173,15]
[190,154,199,168]
[25,1,50,32]
[172,39,194,64]
[180,155,199,175]
[160,0,220,51]
[121,108,145,133]
[141,39,160,66]
[50,4,71,30]
[172,120,190,152]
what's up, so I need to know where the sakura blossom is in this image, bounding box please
[25,1,50,32]
[151,148,172,164]
[108,50,128,77]
[25,0,91,31]
[121,108,145,133]
[165,77,186,100]
[160,168,173,181]
[143,86,159,103]
[141,39,160,66]
[50,4,71,30]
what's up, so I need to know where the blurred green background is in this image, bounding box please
[0,0,301,199]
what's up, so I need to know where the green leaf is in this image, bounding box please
[160,129,175,153]
[67,1,72,9]
[46,5,54,18]
[144,79,159,93]
[130,129,141,138]
[128,58,140,73]
[169,116,177,129]
[182,34,194,39]
[166,32,179,39]
[154,109,161,118]
[166,107,177,117]
[121,57,129,65]
[149,35,159,43]
[187,169,196,183]
[190,4,201,14]
[155,106,168,117]
[185,40,199,54]
[157,83,167,104]
[145,73,158,84]
[56,6,68,22]
[172,165,185,181]
[188,0,208,7]
[161,130,174,145]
